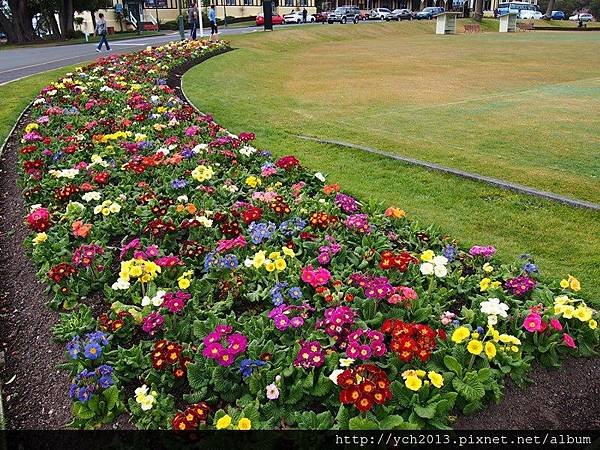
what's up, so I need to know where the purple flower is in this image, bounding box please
[142,311,164,335]
[469,245,497,259]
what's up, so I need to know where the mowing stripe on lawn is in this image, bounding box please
[296,135,600,211]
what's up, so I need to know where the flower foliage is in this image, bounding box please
[16,40,599,430]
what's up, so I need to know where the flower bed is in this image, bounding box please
[14,40,599,430]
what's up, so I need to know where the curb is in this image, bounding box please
[296,135,600,211]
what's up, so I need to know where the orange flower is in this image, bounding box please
[186,204,197,215]
[72,220,92,238]
[384,207,406,219]
[323,183,340,195]
[176,204,185,213]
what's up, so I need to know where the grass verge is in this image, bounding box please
[183,25,600,298]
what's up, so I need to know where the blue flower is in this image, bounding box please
[66,337,81,359]
[84,342,102,360]
[96,364,113,377]
[171,179,188,190]
[87,331,108,346]
[77,386,93,403]
[523,262,538,274]
[443,245,457,262]
[249,221,277,245]
[98,375,113,389]
[181,148,194,159]
[288,287,303,300]
[476,326,484,334]
[239,359,267,378]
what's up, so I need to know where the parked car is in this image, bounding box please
[327,6,361,23]
[359,10,370,20]
[550,10,565,20]
[385,9,413,21]
[369,8,392,19]
[569,13,594,22]
[256,13,285,26]
[283,11,316,23]
[414,6,444,20]
[519,9,542,19]
[313,12,329,22]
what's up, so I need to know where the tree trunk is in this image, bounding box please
[0,0,38,43]
[49,11,62,37]
[473,0,483,21]
[544,0,555,19]
[59,0,75,37]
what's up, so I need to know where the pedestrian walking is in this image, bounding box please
[209,5,218,41]
[188,2,199,40]
[95,13,110,52]
[302,8,308,23]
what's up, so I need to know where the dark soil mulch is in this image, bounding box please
[1,50,599,430]
[0,108,71,429]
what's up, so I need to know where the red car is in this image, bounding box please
[313,12,329,22]
[256,13,285,26]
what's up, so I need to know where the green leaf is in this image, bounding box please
[379,415,404,429]
[462,400,482,415]
[452,375,486,402]
[312,374,332,397]
[186,363,206,390]
[103,385,119,411]
[335,404,350,429]
[242,404,260,425]
[411,306,432,323]
[413,403,437,419]
[302,370,315,390]
[348,417,379,430]
[443,355,463,376]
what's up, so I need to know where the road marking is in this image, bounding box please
[0,53,94,75]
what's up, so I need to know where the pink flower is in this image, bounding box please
[550,318,563,331]
[523,313,543,333]
[266,383,280,400]
[563,333,577,349]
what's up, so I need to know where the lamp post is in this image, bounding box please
[178,0,185,40]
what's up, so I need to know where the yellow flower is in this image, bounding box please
[274,258,287,271]
[25,123,39,133]
[401,370,418,379]
[568,275,581,291]
[216,414,232,430]
[32,232,48,245]
[485,342,497,360]
[245,176,262,188]
[428,371,444,388]
[467,340,483,355]
[178,278,191,289]
[238,417,251,430]
[282,246,295,258]
[554,295,570,306]
[253,251,266,268]
[451,327,470,344]
[574,306,593,322]
[483,263,493,273]
[405,375,422,391]
[268,251,281,260]
[265,262,276,272]
[415,369,426,378]
[560,278,570,289]
[562,305,575,319]
[420,250,435,262]
[479,277,491,292]
[129,266,143,278]
[511,345,519,353]
[191,165,214,182]
[589,320,597,330]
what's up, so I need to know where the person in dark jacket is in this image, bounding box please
[95,13,110,52]
[302,8,308,22]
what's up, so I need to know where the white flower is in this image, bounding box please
[177,195,189,203]
[134,384,156,411]
[33,98,46,105]
[314,172,326,182]
[239,145,257,157]
[434,264,448,278]
[109,203,121,214]
[480,297,509,318]
[197,216,213,228]
[432,255,448,266]
[339,358,355,367]
[93,205,103,215]
[319,199,326,204]
[82,191,101,202]
[420,262,434,276]
[244,258,254,268]
[328,369,344,385]
[49,168,79,179]
[487,315,498,326]
[192,143,208,154]
[111,278,130,290]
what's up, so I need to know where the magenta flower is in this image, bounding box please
[563,333,577,349]
[142,312,164,335]
[523,313,543,333]
[550,318,563,331]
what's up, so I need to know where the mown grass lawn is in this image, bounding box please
[183,22,600,299]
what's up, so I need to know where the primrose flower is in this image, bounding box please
[266,383,280,400]
[523,313,543,333]
[216,414,232,430]
[134,385,156,411]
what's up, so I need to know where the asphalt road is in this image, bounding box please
[0,25,265,85]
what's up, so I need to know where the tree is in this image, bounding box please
[473,0,483,20]
[544,0,556,18]
[0,0,38,43]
